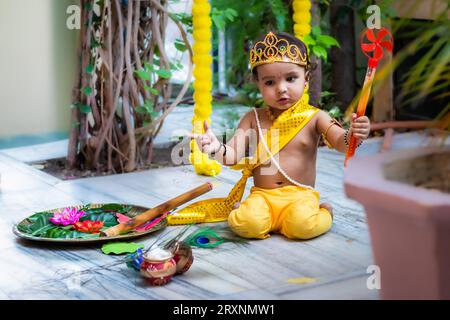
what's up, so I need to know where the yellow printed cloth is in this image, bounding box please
[228,185,332,240]
[168,98,319,225]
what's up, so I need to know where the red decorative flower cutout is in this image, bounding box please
[73,220,104,233]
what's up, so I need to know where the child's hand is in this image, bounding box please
[188,120,222,155]
[349,113,371,140]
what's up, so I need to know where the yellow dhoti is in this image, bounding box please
[228,185,332,240]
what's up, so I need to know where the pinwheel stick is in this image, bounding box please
[101,182,213,237]
[344,67,375,167]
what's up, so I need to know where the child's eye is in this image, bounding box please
[265,80,274,86]
[286,76,297,82]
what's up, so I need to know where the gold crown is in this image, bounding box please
[249,32,307,71]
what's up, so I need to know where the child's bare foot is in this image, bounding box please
[320,203,333,219]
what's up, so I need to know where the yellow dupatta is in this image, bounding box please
[167,98,318,225]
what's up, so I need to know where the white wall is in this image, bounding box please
[0,0,76,138]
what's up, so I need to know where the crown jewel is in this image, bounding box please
[249,32,307,71]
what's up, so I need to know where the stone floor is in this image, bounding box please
[0,129,443,300]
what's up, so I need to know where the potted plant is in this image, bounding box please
[344,146,450,299]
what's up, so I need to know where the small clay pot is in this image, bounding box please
[140,247,177,286]
[170,241,194,275]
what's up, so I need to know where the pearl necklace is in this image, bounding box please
[253,108,314,190]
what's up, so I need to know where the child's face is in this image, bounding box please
[255,62,307,110]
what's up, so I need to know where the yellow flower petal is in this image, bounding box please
[193,82,213,93]
[193,92,212,104]
[294,23,311,38]
[193,66,212,79]
[293,1,312,12]
[194,30,212,41]
[293,12,311,24]
[193,42,212,55]
[194,106,211,119]
[193,54,213,66]
[192,3,211,16]
[193,17,212,29]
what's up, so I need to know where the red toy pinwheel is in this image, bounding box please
[344,28,394,167]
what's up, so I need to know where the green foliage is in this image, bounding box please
[327,106,343,120]
[303,26,340,62]
[320,91,344,121]
[156,68,172,79]
[218,108,242,135]
[396,16,450,107]
[235,82,263,107]
[211,0,293,89]
[136,99,159,118]
[74,102,92,114]
[174,38,187,52]
[85,64,94,74]
[135,69,151,81]
[211,8,238,30]
[170,12,193,34]
[82,86,93,96]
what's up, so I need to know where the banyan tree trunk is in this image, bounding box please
[67,0,192,173]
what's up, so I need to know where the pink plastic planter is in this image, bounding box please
[344,147,450,299]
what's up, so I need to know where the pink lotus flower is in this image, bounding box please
[49,207,85,226]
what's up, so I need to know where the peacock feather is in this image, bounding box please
[184,226,248,249]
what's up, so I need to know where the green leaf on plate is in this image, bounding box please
[100,203,129,212]
[18,212,54,236]
[101,242,145,255]
[45,228,100,239]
